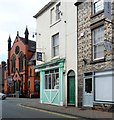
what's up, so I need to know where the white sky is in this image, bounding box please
[0,0,50,63]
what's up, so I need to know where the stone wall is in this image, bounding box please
[77,1,113,107]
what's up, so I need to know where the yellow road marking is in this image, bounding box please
[18,104,78,119]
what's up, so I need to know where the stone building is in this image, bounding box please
[75,0,114,107]
[4,28,40,98]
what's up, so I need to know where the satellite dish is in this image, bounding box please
[104,41,112,51]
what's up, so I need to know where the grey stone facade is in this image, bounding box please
[76,1,114,107]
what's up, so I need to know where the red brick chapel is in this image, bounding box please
[4,27,40,98]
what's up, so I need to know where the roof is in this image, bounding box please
[74,1,83,6]
[28,53,36,65]
[33,0,58,18]
[29,53,36,61]
[19,37,36,52]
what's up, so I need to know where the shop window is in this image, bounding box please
[45,69,59,89]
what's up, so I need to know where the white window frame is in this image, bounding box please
[45,69,59,90]
[50,7,55,24]
[93,0,104,14]
[56,2,61,21]
[92,26,104,60]
[52,33,59,58]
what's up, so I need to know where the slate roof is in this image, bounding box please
[19,37,36,52]
[33,0,58,18]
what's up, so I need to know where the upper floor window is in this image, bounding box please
[50,8,55,24]
[18,52,25,71]
[56,3,61,21]
[11,54,16,73]
[92,26,104,60]
[52,33,59,57]
[50,2,61,24]
[30,68,32,77]
[93,0,104,14]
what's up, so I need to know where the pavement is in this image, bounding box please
[21,99,114,120]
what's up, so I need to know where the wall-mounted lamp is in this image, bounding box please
[32,32,37,38]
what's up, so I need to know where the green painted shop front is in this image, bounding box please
[35,58,65,106]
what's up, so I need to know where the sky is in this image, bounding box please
[0,0,50,63]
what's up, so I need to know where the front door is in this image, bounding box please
[68,76,75,105]
[83,78,93,107]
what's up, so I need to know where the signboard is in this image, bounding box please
[37,52,42,61]
[7,76,12,83]
[7,76,14,86]
[104,0,111,20]
[37,52,45,61]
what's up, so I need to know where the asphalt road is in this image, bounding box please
[1,98,79,119]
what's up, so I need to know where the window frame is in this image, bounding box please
[52,33,59,58]
[50,7,55,24]
[44,69,59,90]
[11,55,16,73]
[92,26,104,60]
[18,52,25,72]
[56,2,61,21]
[93,0,104,14]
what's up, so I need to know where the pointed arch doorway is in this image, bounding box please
[67,70,75,105]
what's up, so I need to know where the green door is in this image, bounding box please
[68,76,75,104]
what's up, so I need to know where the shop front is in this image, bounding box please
[35,58,65,106]
[83,69,114,107]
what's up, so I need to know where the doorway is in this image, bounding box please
[83,72,93,107]
[67,70,75,105]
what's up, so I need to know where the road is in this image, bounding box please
[1,97,82,119]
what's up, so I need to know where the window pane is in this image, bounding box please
[52,34,59,57]
[54,46,59,56]
[85,78,92,93]
[56,3,61,20]
[94,0,104,14]
[93,26,104,59]
[49,75,51,89]
[53,34,59,46]
[45,75,48,89]
[52,74,56,89]
[51,8,55,24]
[45,69,59,89]
[94,44,104,59]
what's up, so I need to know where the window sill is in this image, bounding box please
[50,19,61,27]
[51,56,60,61]
[90,58,105,64]
[90,10,104,19]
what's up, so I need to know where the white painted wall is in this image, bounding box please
[35,1,77,106]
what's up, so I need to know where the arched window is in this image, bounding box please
[18,52,25,71]
[11,54,16,73]
[29,68,32,77]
